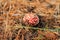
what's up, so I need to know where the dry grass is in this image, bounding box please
[0,0,60,40]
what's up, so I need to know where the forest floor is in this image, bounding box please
[0,0,60,40]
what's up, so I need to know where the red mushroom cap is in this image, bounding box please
[23,13,39,26]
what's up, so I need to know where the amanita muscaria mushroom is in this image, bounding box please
[23,13,39,26]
